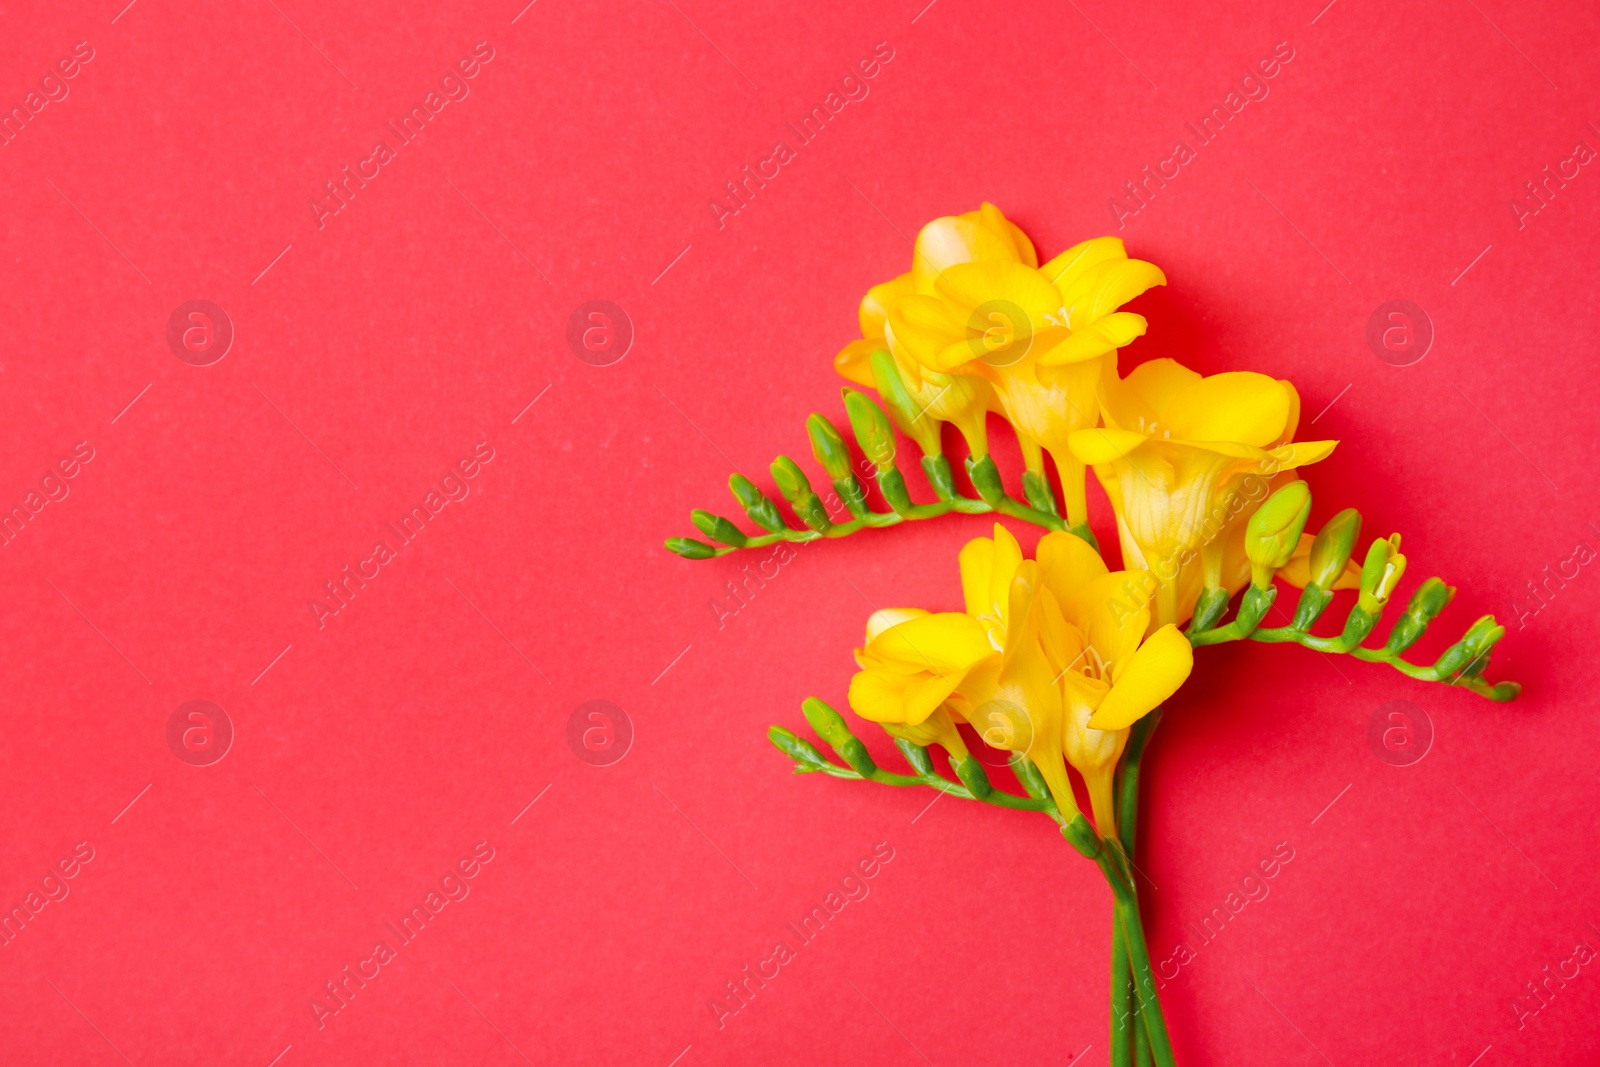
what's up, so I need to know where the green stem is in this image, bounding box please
[799,759,1058,814]
[1104,849,1176,1067]
[1197,621,1516,700]
[1113,713,1159,1066]
[1110,904,1135,1067]
[685,486,1065,558]
[1113,908,1139,1067]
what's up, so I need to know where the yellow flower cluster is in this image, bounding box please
[837,205,1345,826]
[849,524,1192,830]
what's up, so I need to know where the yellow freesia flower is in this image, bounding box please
[847,524,1193,829]
[834,210,1013,454]
[1069,358,1338,627]
[847,607,996,727]
[846,206,1164,526]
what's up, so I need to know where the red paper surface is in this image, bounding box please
[1,0,1597,1063]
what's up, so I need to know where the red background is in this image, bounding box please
[1,0,1597,1063]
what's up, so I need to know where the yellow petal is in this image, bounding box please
[859,272,913,340]
[1084,571,1154,676]
[1103,357,1202,430]
[990,525,1025,610]
[886,295,962,370]
[1161,372,1292,447]
[834,339,878,388]
[1088,625,1193,730]
[912,215,1021,293]
[865,607,929,642]
[1058,259,1166,323]
[1276,379,1303,447]
[1035,589,1084,676]
[1041,236,1129,289]
[1036,530,1110,604]
[848,668,960,725]
[1068,427,1150,466]
[1035,313,1148,366]
[868,612,994,674]
[934,261,1064,322]
[959,535,995,618]
[1265,439,1339,470]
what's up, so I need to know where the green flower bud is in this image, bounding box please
[802,697,876,775]
[691,509,747,547]
[953,756,991,798]
[843,388,897,470]
[664,536,718,560]
[1009,752,1052,803]
[728,474,786,533]
[1358,534,1407,614]
[868,349,942,458]
[893,737,935,776]
[1308,508,1363,590]
[1022,469,1060,517]
[768,725,828,768]
[1383,577,1456,653]
[1435,615,1503,677]
[771,456,832,532]
[802,697,852,747]
[1289,584,1333,630]
[805,413,854,481]
[921,454,957,501]
[1246,481,1313,586]
[1189,586,1232,633]
[876,467,913,513]
[966,454,1006,505]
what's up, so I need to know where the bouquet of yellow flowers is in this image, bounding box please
[668,204,1516,1064]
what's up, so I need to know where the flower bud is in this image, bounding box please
[921,454,957,501]
[691,509,747,547]
[664,536,718,560]
[1308,508,1363,590]
[768,725,828,768]
[1246,481,1313,586]
[891,736,935,775]
[843,388,897,470]
[802,697,876,775]
[966,454,1006,505]
[770,456,832,532]
[1383,577,1456,653]
[1357,534,1407,613]
[868,349,942,458]
[1189,586,1232,633]
[1434,615,1503,678]
[805,414,854,481]
[728,474,786,533]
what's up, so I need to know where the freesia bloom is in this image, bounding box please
[841,205,1164,526]
[1069,358,1338,626]
[846,525,1193,828]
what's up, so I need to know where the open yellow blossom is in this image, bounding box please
[1028,530,1193,834]
[1069,358,1338,626]
[855,206,1164,526]
[847,607,995,727]
[835,203,1036,455]
[847,524,1193,824]
[836,275,993,455]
